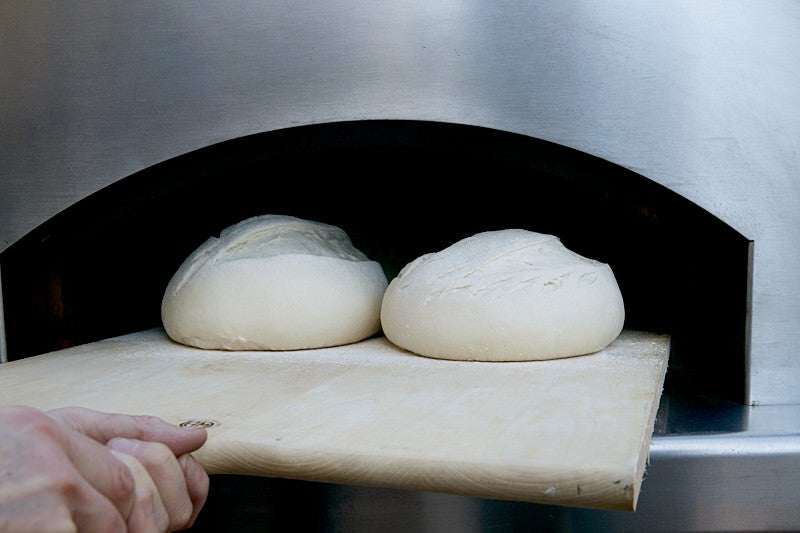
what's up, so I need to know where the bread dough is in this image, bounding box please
[162,214,388,350]
[380,229,625,361]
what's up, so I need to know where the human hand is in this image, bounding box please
[0,405,209,532]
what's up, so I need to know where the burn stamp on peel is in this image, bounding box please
[179,419,220,429]
[161,214,388,351]
[380,229,625,361]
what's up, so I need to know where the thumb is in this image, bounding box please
[48,407,207,456]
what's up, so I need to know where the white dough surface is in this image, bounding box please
[380,229,625,361]
[161,214,388,350]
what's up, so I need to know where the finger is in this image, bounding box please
[109,438,194,531]
[0,474,108,533]
[65,479,130,533]
[178,453,210,527]
[48,407,208,456]
[2,406,132,530]
[110,450,170,533]
[0,503,77,533]
[23,460,127,533]
[56,425,137,520]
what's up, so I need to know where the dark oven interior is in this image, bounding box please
[1,120,750,403]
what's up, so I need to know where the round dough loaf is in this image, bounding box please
[162,214,388,350]
[380,229,625,361]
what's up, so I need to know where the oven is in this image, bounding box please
[1,2,798,531]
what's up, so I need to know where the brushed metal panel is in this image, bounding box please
[1,1,799,403]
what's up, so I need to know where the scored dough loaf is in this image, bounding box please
[380,229,625,361]
[161,214,388,350]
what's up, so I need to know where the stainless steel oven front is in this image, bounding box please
[1,2,799,531]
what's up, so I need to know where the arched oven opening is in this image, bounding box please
[1,120,750,404]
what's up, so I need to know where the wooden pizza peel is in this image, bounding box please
[0,328,668,511]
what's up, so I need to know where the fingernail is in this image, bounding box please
[108,437,139,454]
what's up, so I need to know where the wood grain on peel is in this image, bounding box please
[0,329,668,511]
